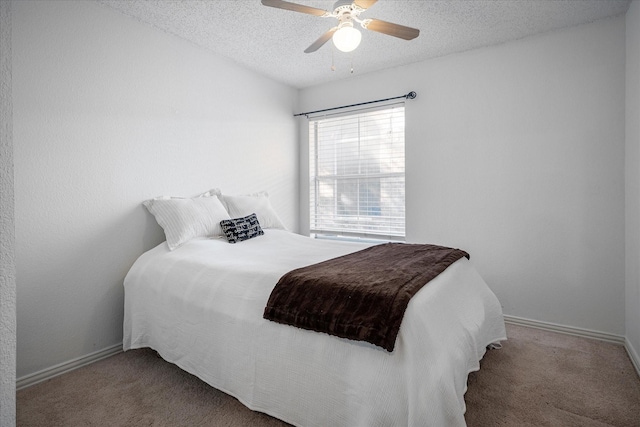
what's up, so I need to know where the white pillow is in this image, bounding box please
[221,191,286,230]
[143,191,230,250]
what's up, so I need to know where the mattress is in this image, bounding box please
[123,229,506,426]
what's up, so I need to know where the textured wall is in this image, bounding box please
[0,0,16,424]
[13,0,298,379]
[300,16,626,336]
[626,0,640,365]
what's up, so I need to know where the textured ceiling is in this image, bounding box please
[97,0,631,89]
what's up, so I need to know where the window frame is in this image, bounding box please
[308,103,406,242]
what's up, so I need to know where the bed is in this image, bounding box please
[123,217,506,426]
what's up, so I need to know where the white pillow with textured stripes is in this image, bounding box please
[143,192,230,250]
[221,191,286,230]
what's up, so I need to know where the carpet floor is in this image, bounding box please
[17,323,640,426]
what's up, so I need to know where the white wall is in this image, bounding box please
[13,1,298,379]
[300,16,626,336]
[0,0,16,423]
[626,0,640,366]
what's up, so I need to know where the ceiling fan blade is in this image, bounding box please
[353,0,378,10]
[261,0,329,17]
[362,18,420,40]
[304,27,338,53]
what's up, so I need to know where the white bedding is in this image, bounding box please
[123,229,506,427]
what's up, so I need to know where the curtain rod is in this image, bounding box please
[294,91,416,118]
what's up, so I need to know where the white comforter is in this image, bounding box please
[123,229,506,427]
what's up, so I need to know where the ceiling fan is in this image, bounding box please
[261,0,420,53]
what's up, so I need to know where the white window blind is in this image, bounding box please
[309,104,405,240]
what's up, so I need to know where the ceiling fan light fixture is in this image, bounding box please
[261,0,419,54]
[332,25,362,52]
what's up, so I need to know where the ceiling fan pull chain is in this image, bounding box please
[331,47,336,71]
[350,53,354,74]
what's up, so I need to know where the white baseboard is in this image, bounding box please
[15,318,640,390]
[504,315,640,377]
[16,343,123,390]
[624,337,640,378]
[503,314,625,344]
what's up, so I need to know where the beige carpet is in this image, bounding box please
[17,324,640,426]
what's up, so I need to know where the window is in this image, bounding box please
[309,104,405,241]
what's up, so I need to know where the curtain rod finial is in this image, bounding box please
[406,91,416,100]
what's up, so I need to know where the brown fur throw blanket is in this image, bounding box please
[263,243,469,351]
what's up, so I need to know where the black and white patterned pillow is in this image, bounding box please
[220,213,264,243]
